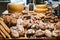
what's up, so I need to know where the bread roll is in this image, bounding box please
[45,30,52,37]
[11,29,19,38]
[35,29,45,36]
[56,22,60,30]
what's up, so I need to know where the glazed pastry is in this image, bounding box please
[35,29,45,37]
[21,20,29,28]
[47,23,55,30]
[52,31,58,37]
[54,30,60,36]
[55,22,60,30]
[31,24,40,30]
[26,29,35,35]
[45,30,52,37]
[11,30,19,38]
[10,27,19,38]
[17,18,23,25]
[39,22,47,30]
[17,25,24,36]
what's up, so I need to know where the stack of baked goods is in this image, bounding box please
[0,5,60,39]
[0,8,60,39]
[0,17,11,39]
[34,4,48,13]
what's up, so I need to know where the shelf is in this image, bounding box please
[0,1,10,2]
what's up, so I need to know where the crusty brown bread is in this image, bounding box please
[0,25,11,38]
[0,21,10,33]
[0,30,6,38]
[7,3,24,13]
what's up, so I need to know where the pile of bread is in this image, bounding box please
[0,4,60,39]
[0,7,60,39]
[0,17,11,38]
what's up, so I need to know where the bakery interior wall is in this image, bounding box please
[0,0,10,14]
[0,0,60,14]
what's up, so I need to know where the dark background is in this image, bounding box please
[0,0,10,14]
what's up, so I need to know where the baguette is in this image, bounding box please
[0,17,4,21]
[0,30,6,38]
[0,21,10,33]
[0,34,3,38]
[0,25,11,38]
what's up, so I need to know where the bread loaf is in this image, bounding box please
[34,5,48,13]
[34,8,48,13]
[36,5,47,8]
[8,3,24,13]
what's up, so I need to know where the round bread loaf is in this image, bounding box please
[35,5,47,8]
[34,8,48,13]
[34,5,48,13]
[7,3,24,13]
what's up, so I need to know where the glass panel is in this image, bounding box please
[35,0,45,4]
[52,0,59,1]
[0,0,8,1]
[11,0,27,6]
[11,0,24,3]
